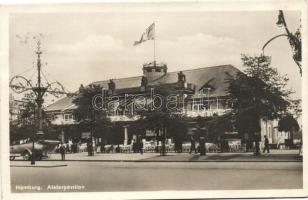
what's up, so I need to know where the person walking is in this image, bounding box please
[139,138,144,155]
[263,135,270,153]
[189,136,197,154]
[132,139,137,153]
[59,144,66,161]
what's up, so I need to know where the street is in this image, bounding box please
[10,161,302,192]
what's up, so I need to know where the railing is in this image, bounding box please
[185,109,231,117]
[93,143,250,153]
[108,115,140,122]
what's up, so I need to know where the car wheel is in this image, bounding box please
[10,156,15,161]
[22,151,31,161]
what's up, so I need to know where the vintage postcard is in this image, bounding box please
[0,1,307,199]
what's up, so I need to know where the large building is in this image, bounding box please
[46,63,237,121]
[45,62,288,149]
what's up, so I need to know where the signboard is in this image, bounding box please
[82,132,91,139]
[36,130,44,135]
[225,131,238,135]
[145,130,156,137]
[187,127,197,135]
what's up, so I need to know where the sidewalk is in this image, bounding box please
[42,149,302,162]
[10,162,67,167]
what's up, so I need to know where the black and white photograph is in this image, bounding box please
[0,1,307,199]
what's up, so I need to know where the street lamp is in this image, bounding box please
[10,37,70,165]
[262,10,302,76]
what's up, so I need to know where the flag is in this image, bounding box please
[134,32,146,46]
[134,22,155,46]
[145,22,155,40]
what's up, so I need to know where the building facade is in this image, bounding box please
[45,62,287,149]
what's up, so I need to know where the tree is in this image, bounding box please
[228,54,292,155]
[10,92,49,143]
[278,114,299,148]
[193,114,236,153]
[166,114,187,153]
[72,84,110,155]
[10,122,35,144]
[134,98,187,155]
[193,116,211,155]
[136,110,170,155]
[206,113,236,152]
[18,93,36,126]
[131,85,189,155]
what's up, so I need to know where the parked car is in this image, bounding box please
[10,139,60,161]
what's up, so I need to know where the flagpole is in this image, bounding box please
[153,21,156,66]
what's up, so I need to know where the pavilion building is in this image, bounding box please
[45,62,283,149]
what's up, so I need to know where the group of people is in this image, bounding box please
[188,135,271,154]
[57,135,271,160]
[132,140,144,154]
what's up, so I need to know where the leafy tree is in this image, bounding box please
[165,114,187,153]
[207,113,236,152]
[133,87,188,155]
[73,84,104,122]
[10,122,35,144]
[288,99,302,119]
[135,110,171,155]
[193,114,236,153]
[10,92,49,143]
[129,118,147,137]
[228,54,292,155]
[72,84,110,154]
[278,114,300,147]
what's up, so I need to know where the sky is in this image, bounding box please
[9,10,302,105]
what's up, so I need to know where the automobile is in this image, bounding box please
[10,139,61,161]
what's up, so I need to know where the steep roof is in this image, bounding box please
[45,64,241,112]
[45,95,77,112]
[149,64,239,97]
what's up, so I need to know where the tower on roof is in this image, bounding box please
[142,61,168,82]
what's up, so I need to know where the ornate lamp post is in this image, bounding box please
[10,38,70,165]
[262,10,302,76]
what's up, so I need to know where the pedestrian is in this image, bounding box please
[59,144,66,161]
[189,136,197,154]
[139,139,144,155]
[115,144,121,153]
[110,144,114,153]
[66,143,70,153]
[263,135,270,153]
[299,141,302,156]
[132,140,137,153]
